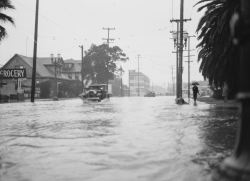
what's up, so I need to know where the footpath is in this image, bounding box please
[197,96,240,109]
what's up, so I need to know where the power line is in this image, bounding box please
[15,1,88,51]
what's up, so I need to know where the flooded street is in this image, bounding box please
[0,97,238,181]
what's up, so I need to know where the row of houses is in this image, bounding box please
[0,54,152,102]
[0,54,83,101]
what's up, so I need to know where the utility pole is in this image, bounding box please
[137,55,140,97]
[102,27,115,94]
[184,35,195,102]
[170,0,191,103]
[31,0,39,102]
[121,77,123,97]
[170,17,191,101]
[102,27,115,47]
[119,66,124,97]
[79,45,84,91]
[179,0,184,99]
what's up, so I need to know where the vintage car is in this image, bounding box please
[144,91,156,97]
[79,84,110,102]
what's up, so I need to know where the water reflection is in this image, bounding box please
[192,104,239,177]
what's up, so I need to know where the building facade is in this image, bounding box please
[129,70,150,96]
[0,54,82,101]
[62,59,82,81]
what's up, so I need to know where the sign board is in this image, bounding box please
[0,69,26,79]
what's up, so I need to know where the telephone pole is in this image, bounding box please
[102,27,115,47]
[179,0,187,100]
[79,45,84,90]
[184,35,195,102]
[137,55,140,97]
[31,0,39,102]
[170,0,191,103]
[119,66,124,97]
[102,27,115,94]
[170,18,190,98]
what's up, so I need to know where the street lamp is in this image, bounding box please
[172,31,188,48]
[51,53,63,101]
[183,31,188,49]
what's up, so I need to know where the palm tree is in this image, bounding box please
[196,0,240,97]
[0,0,15,41]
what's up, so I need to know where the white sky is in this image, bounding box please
[0,0,204,86]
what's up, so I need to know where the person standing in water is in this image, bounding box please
[192,84,200,103]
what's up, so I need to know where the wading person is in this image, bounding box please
[192,84,200,104]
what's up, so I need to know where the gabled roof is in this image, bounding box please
[2,54,82,79]
[64,59,81,64]
[63,59,81,72]
[17,54,53,77]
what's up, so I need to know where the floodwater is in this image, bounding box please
[0,96,238,181]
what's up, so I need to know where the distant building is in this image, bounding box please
[0,54,82,101]
[122,84,129,97]
[129,70,150,96]
[108,76,129,97]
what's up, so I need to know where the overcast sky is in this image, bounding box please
[0,0,204,86]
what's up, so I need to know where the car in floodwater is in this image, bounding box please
[79,84,110,102]
[144,91,156,97]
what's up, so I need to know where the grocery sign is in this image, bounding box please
[0,69,26,79]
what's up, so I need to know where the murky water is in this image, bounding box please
[0,97,238,181]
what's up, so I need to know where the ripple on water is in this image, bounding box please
[0,97,238,181]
